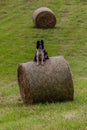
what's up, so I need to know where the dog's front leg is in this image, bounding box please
[36,53,39,65]
[41,53,44,65]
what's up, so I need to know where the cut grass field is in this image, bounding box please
[0,0,87,129]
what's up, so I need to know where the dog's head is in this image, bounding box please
[36,40,44,49]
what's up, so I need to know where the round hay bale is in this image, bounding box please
[32,7,56,28]
[17,56,74,104]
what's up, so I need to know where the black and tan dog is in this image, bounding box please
[34,40,49,65]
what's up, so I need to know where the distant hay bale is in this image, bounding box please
[32,7,56,28]
[17,56,74,104]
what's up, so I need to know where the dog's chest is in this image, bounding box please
[37,49,43,55]
[37,49,44,61]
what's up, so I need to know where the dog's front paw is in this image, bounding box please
[37,62,39,65]
[41,62,44,65]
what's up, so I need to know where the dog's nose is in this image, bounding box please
[39,44,42,49]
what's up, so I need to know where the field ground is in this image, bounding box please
[0,0,87,130]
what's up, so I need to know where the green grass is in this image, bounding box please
[0,0,87,129]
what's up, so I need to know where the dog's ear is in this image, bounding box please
[41,40,44,44]
[41,40,44,49]
[36,40,40,49]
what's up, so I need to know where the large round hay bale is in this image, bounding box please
[17,56,74,104]
[32,7,56,28]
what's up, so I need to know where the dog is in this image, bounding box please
[34,40,49,65]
